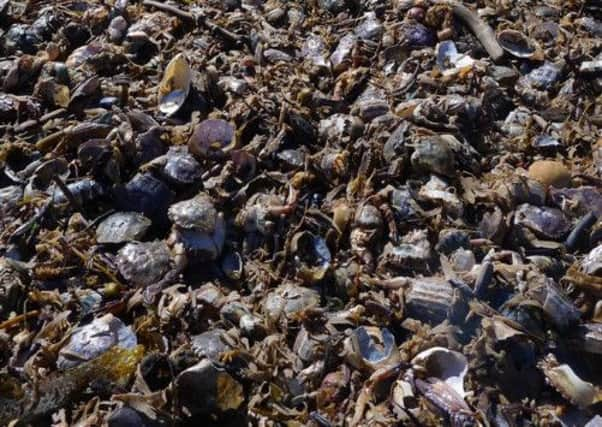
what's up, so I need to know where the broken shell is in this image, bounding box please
[346,326,401,371]
[514,204,571,241]
[291,231,331,284]
[497,29,540,59]
[528,160,571,188]
[412,347,468,398]
[175,359,244,417]
[538,354,602,408]
[96,212,151,244]
[57,313,137,369]
[157,53,191,116]
[582,244,602,276]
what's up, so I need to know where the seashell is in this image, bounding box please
[538,354,602,408]
[114,173,174,224]
[404,277,462,325]
[190,328,233,362]
[528,160,570,188]
[168,193,217,232]
[346,326,401,371]
[221,250,243,280]
[514,203,571,240]
[57,313,137,369]
[291,231,331,284]
[161,146,203,185]
[188,119,236,159]
[157,53,191,116]
[582,244,602,276]
[381,229,432,272]
[411,137,456,178]
[411,347,468,398]
[96,212,151,244]
[330,34,356,73]
[528,279,581,331]
[263,283,321,323]
[497,29,542,59]
[175,359,244,417]
[116,240,171,286]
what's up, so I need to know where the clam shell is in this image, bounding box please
[158,53,191,116]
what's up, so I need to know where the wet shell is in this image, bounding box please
[158,53,191,116]
[96,212,151,244]
[497,29,540,59]
[411,137,456,178]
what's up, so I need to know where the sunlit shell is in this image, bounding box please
[583,244,602,276]
[57,314,137,369]
[188,119,236,159]
[497,29,540,59]
[96,212,151,244]
[168,193,217,231]
[158,53,191,116]
[116,240,171,286]
[346,326,401,371]
[412,347,468,398]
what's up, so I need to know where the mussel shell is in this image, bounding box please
[582,244,602,276]
[188,119,236,159]
[291,231,331,283]
[263,283,321,323]
[158,53,191,116]
[497,29,538,59]
[190,328,232,362]
[175,359,243,416]
[348,326,400,371]
[410,137,456,178]
[114,173,174,223]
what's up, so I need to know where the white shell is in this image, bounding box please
[158,53,192,116]
[411,347,468,398]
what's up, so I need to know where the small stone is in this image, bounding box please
[528,160,570,188]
